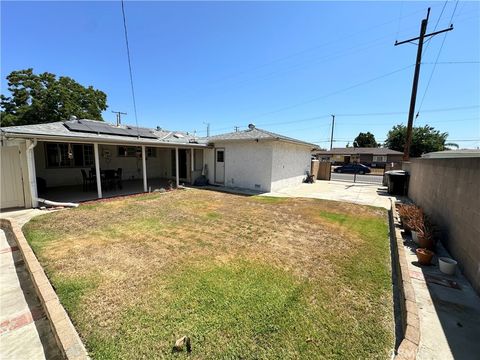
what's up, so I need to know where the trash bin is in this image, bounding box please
[385,170,409,195]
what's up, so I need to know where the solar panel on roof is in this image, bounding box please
[64,121,96,133]
[126,126,157,139]
[64,121,158,139]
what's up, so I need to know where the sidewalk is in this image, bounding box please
[401,233,480,359]
[0,228,62,359]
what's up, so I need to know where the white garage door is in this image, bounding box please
[1,146,25,209]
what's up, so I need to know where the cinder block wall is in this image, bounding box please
[408,157,480,293]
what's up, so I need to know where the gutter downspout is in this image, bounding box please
[26,139,39,208]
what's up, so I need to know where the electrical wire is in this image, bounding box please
[121,0,140,137]
[415,0,460,120]
[250,64,415,119]
[422,0,448,56]
[190,105,479,136]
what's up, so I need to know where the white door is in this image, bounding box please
[1,146,25,209]
[215,148,225,184]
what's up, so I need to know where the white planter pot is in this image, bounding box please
[412,231,419,244]
[438,257,457,275]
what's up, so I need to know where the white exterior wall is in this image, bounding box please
[206,141,273,192]
[204,148,215,185]
[270,142,311,192]
[0,138,32,208]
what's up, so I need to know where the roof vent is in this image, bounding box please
[248,123,255,130]
[69,115,77,121]
[156,126,162,131]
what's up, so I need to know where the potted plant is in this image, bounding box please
[409,213,424,244]
[417,223,434,250]
[401,205,423,233]
[397,205,421,233]
[416,248,434,265]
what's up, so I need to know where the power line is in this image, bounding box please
[416,0,460,119]
[120,0,139,136]
[189,105,478,136]
[336,105,479,117]
[422,61,480,64]
[251,64,415,119]
[422,0,448,56]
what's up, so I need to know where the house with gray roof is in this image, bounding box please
[314,147,403,167]
[0,120,316,209]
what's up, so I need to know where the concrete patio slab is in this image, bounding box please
[263,180,393,209]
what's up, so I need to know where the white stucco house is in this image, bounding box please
[205,125,314,192]
[0,120,316,209]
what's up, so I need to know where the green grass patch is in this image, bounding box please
[86,258,391,359]
[88,260,320,359]
[319,210,391,293]
[251,196,286,204]
[53,275,99,314]
[205,211,221,220]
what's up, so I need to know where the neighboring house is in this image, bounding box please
[0,120,316,209]
[314,147,403,167]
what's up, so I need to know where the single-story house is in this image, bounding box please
[0,120,316,209]
[313,147,403,167]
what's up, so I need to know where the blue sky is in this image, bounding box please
[2,1,479,148]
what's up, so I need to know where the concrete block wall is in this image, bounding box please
[408,157,480,293]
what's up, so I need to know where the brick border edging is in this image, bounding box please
[0,218,89,360]
[388,199,420,360]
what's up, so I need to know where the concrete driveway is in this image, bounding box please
[263,180,392,209]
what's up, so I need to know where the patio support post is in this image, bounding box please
[94,143,102,198]
[142,145,147,192]
[190,148,194,184]
[175,147,180,188]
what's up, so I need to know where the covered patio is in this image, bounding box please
[32,139,206,205]
[1,119,210,209]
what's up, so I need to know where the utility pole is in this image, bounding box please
[395,7,453,161]
[204,122,210,137]
[234,126,239,132]
[112,110,127,126]
[330,115,335,150]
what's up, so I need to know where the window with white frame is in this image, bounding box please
[45,143,94,168]
[117,146,156,157]
[373,155,387,163]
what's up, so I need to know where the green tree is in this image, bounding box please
[384,124,455,157]
[353,132,378,148]
[1,69,107,126]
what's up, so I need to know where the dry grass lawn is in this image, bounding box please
[24,189,393,359]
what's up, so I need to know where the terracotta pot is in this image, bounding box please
[416,248,434,266]
[418,235,434,250]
